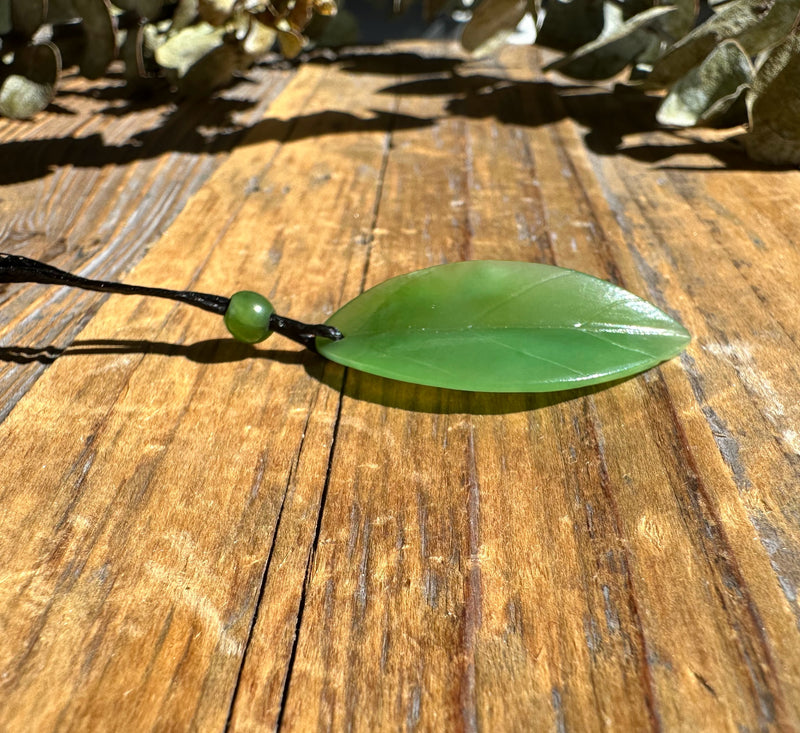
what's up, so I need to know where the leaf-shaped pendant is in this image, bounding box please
[316,261,689,392]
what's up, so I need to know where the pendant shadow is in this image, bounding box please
[315,361,630,415]
[1,337,626,415]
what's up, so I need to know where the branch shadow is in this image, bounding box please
[4,45,785,190]
[378,72,779,171]
[0,103,435,185]
[3,49,785,185]
[305,50,465,75]
[0,337,625,415]
[2,50,465,186]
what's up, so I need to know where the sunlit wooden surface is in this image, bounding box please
[1,41,799,731]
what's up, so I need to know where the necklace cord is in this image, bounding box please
[0,253,343,349]
[0,253,230,314]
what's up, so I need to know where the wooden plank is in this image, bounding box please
[584,129,800,729]
[0,59,366,730]
[1,41,799,732]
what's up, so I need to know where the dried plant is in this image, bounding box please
[3,0,800,164]
[462,0,800,164]
[0,0,337,117]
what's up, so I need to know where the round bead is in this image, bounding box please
[224,291,275,343]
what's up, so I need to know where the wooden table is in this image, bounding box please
[1,41,799,731]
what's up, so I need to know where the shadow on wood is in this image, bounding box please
[5,49,781,189]
[0,336,630,414]
[0,109,436,185]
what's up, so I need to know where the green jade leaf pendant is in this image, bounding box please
[315,261,690,392]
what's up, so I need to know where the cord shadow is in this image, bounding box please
[0,338,309,366]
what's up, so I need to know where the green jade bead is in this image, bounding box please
[224,290,275,343]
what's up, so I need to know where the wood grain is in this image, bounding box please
[1,42,799,731]
[0,61,294,420]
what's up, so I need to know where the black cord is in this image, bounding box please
[0,253,230,314]
[0,253,343,350]
[268,313,342,351]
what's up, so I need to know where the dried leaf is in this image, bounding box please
[141,20,165,55]
[73,0,116,79]
[656,39,752,126]
[277,27,305,57]
[545,3,675,80]
[461,0,528,55]
[154,21,226,76]
[744,32,800,164]
[0,0,12,34]
[313,0,337,16]
[242,18,276,56]
[736,0,800,51]
[172,0,198,29]
[317,261,690,392]
[119,23,145,81]
[658,0,698,42]
[198,0,236,25]
[46,0,81,23]
[175,40,241,94]
[258,0,290,21]
[649,0,800,88]
[154,21,244,93]
[534,0,605,54]
[0,42,61,119]
[112,0,164,18]
[10,0,47,36]
[287,0,313,31]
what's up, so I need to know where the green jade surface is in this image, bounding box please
[314,261,690,392]
[224,290,274,343]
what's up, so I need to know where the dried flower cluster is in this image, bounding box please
[0,0,337,117]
